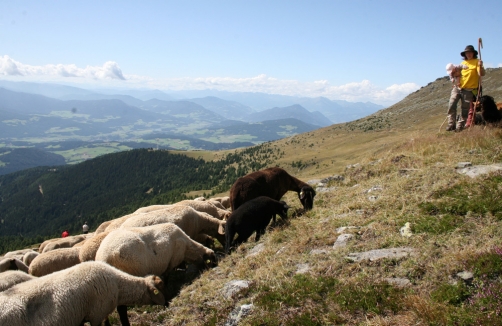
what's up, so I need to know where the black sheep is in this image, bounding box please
[230,167,316,212]
[480,95,502,124]
[225,196,290,254]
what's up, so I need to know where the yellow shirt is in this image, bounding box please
[459,59,480,89]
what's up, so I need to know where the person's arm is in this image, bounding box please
[478,60,486,76]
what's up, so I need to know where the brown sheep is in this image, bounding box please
[225,196,290,254]
[229,167,316,211]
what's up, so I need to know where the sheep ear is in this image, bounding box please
[218,222,226,235]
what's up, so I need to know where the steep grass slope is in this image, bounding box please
[108,69,502,325]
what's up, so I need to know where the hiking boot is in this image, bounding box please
[455,121,464,132]
[446,114,456,131]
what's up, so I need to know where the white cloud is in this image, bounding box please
[0,55,125,80]
[0,56,419,105]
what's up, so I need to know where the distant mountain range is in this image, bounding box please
[0,79,385,174]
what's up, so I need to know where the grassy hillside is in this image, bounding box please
[3,68,502,324]
[114,69,502,325]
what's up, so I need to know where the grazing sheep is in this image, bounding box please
[3,249,36,259]
[120,205,226,246]
[38,238,59,253]
[0,258,29,273]
[0,271,36,292]
[29,247,81,277]
[207,200,226,210]
[480,95,502,124]
[22,251,39,267]
[42,234,87,253]
[96,223,217,277]
[0,261,165,326]
[225,196,290,254]
[94,220,113,234]
[103,212,142,233]
[230,167,316,212]
[79,230,112,262]
[209,196,231,209]
[135,200,230,220]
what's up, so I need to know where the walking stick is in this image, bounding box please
[466,38,483,130]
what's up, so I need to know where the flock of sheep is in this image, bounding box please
[0,167,316,325]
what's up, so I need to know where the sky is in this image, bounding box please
[1,0,501,106]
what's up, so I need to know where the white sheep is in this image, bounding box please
[3,249,37,258]
[94,220,112,234]
[0,270,36,292]
[0,261,165,326]
[42,234,87,253]
[79,230,112,262]
[135,200,230,220]
[22,251,39,267]
[102,212,143,233]
[120,205,226,246]
[95,223,217,277]
[209,196,231,209]
[38,238,59,253]
[28,247,81,277]
[0,258,29,273]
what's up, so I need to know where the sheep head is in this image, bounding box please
[298,186,316,211]
[278,201,290,219]
[203,251,218,269]
[143,275,166,306]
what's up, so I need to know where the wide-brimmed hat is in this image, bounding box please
[461,45,478,57]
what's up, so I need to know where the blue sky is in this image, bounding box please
[1,0,501,105]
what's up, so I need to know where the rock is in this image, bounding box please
[307,179,322,185]
[275,246,287,255]
[366,185,383,193]
[456,162,472,168]
[321,175,344,183]
[384,277,412,287]
[225,304,254,326]
[221,280,252,299]
[333,234,354,248]
[336,226,359,234]
[246,243,265,257]
[368,195,378,201]
[400,222,413,237]
[346,163,361,169]
[345,247,416,263]
[456,163,502,178]
[295,263,310,274]
[316,186,337,193]
[456,271,474,281]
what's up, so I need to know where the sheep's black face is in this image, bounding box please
[299,186,316,210]
[278,201,290,219]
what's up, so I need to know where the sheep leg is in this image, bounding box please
[117,305,130,326]
[255,228,266,242]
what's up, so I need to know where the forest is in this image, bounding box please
[0,143,284,253]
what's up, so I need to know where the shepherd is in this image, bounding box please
[445,42,485,131]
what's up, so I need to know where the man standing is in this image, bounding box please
[82,222,89,234]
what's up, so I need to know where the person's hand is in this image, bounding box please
[478,60,484,67]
